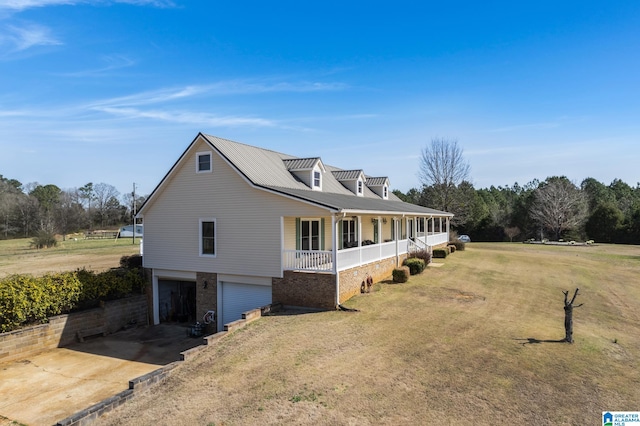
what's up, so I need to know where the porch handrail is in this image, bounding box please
[408,238,428,254]
[283,249,333,272]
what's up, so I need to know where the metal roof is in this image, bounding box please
[263,185,452,216]
[332,170,364,181]
[282,158,321,171]
[196,133,452,217]
[365,177,389,186]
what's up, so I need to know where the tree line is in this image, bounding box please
[0,175,146,240]
[394,138,640,244]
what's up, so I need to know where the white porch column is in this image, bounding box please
[332,215,339,306]
[357,216,362,265]
[331,215,337,274]
[446,217,450,239]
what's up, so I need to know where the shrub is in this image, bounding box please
[0,272,81,332]
[30,231,57,249]
[433,249,448,258]
[409,249,432,265]
[448,244,456,253]
[0,267,146,332]
[75,267,146,310]
[451,241,466,251]
[392,267,410,283]
[120,254,142,269]
[403,258,426,275]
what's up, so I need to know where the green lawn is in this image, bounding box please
[88,242,638,425]
[0,236,141,277]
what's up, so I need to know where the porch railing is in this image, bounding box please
[283,232,448,273]
[282,249,333,272]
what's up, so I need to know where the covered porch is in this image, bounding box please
[281,214,451,273]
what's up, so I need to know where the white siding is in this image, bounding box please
[143,137,330,278]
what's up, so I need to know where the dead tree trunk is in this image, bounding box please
[563,288,583,343]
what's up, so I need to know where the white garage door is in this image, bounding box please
[221,282,272,327]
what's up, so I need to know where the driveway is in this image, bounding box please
[0,324,203,426]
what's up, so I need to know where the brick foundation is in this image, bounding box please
[196,272,218,334]
[338,254,408,303]
[272,271,336,309]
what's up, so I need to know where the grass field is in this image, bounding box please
[0,236,141,277]
[95,242,640,426]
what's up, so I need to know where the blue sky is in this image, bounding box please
[1,1,639,198]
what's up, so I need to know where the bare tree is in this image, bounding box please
[529,177,587,240]
[504,226,521,242]
[93,183,120,229]
[419,137,471,213]
[563,288,583,343]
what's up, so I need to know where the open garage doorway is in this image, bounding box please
[158,280,196,323]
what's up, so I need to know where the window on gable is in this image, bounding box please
[200,219,216,256]
[313,171,321,188]
[357,180,363,194]
[383,185,388,199]
[197,152,212,173]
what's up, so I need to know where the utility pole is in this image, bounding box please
[132,182,136,245]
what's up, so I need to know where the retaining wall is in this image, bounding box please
[0,295,148,364]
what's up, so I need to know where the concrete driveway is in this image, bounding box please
[0,324,203,426]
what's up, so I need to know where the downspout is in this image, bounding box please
[332,215,339,307]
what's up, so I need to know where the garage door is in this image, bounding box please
[221,282,272,327]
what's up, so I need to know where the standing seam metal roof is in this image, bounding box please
[201,134,451,216]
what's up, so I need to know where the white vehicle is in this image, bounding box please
[457,234,471,243]
[119,225,143,237]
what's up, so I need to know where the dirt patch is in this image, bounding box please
[430,287,486,303]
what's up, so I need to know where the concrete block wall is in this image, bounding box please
[0,295,147,364]
[272,271,336,309]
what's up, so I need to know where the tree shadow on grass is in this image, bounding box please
[515,337,568,346]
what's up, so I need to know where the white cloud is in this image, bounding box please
[0,0,175,11]
[88,79,348,108]
[95,106,277,128]
[58,54,136,77]
[0,0,77,10]
[0,23,61,53]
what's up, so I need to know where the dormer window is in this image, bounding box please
[283,157,325,190]
[365,176,390,199]
[196,152,212,173]
[357,180,363,195]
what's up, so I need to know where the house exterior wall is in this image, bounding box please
[142,136,330,279]
[272,271,336,309]
[282,216,334,251]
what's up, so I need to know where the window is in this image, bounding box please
[200,219,216,256]
[383,185,388,199]
[342,219,357,248]
[301,219,320,251]
[357,180,363,194]
[313,171,321,188]
[196,152,212,173]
